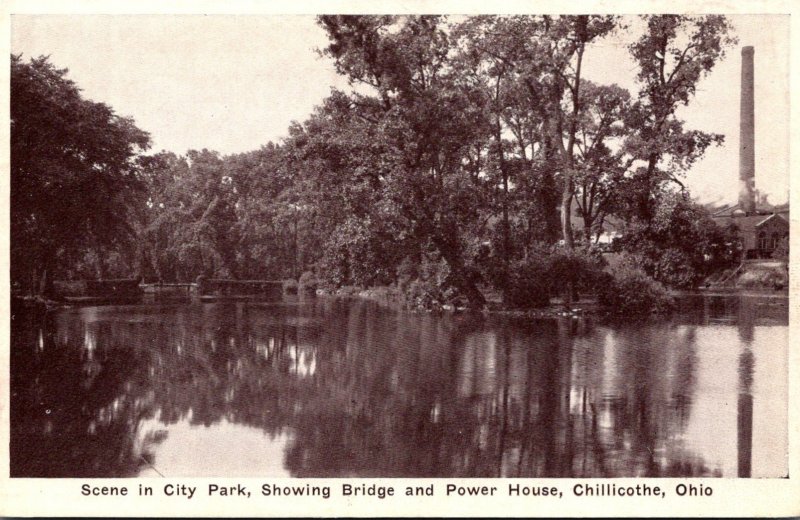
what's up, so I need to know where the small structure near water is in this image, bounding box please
[51,278,144,304]
[141,282,196,300]
[195,276,283,301]
[23,277,293,307]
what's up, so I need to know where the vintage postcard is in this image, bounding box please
[1,0,798,517]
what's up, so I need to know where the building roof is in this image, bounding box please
[712,212,789,234]
[711,201,790,218]
[754,213,789,228]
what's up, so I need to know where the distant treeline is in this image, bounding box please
[11,15,745,308]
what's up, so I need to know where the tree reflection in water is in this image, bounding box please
[10,295,787,478]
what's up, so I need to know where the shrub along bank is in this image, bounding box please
[326,247,675,320]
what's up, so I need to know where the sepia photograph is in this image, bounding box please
[3,6,797,515]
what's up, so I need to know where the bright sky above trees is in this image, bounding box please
[11,14,789,204]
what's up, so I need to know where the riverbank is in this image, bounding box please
[324,283,789,320]
[14,281,788,321]
[324,285,612,319]
[684,287,789,298]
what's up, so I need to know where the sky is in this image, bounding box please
[10,14,790,205]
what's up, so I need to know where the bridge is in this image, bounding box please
[47,277,290,304]
[194,277,284,301]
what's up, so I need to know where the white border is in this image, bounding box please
[1,1,798,517]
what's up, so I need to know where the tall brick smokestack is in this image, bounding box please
[739,46,756,214]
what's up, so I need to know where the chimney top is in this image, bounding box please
[742,46,754,55]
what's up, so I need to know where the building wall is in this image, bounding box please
[740,226,756,251]
[755,217,789,251]
[716,214,789,255]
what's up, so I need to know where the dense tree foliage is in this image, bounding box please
[11,55,151,291]
[12,15,748,304]
[617,15,736,222]
[619,191,740,288]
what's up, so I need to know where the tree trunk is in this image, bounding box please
[557,25,588,306]
[460,278,487,309]
[434,235,486,309]
[561,180,574,250]
[538,153,562,245]
[37,248,56,297]
[496,115,511,300]
[639,150,660,223]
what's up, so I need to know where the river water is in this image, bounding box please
[10,294,788,478]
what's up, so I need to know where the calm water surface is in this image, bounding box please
[10,295,788,478]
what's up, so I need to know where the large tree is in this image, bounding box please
[620,15,736,222]
[280,94,410,288]
[571,82,631,241]
[138,149,249,281]
[11,55,150,291]
[317,15,494,306]
[455,16,619,250]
